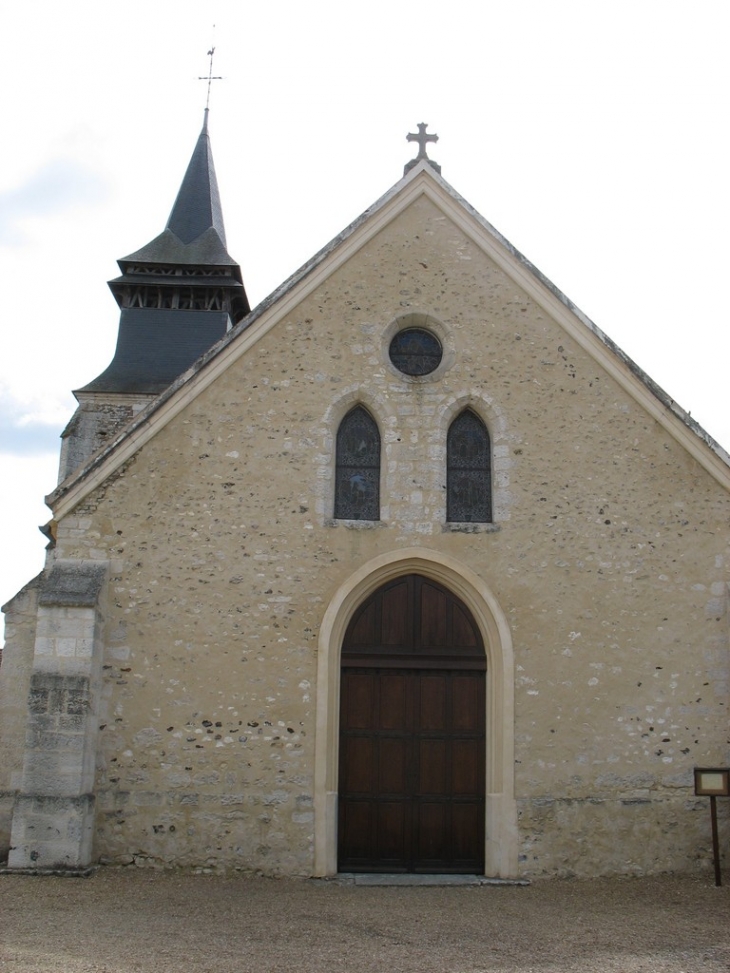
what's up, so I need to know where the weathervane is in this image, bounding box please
[404,123,441,176]
[199,40,222,111]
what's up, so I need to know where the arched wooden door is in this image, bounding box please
[338,574,486,873]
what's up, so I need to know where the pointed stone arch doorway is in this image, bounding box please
[313,549,517,879]
[338,574,486,872]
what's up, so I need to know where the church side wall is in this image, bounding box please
[0,576,42,859]
[48,196,730,877]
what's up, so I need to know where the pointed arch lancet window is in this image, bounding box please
[335,406,380,521]
[447,409,492,523]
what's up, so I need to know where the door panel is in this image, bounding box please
[452,674,482,729]
[415,802,448,864]
[420,583,449,646]
[418,673,447,730]
[341,737,374,793]
[380,672,409,730]
[381,581,410,646]
[452,803,482,860]
[379,738,409,794]
[452,739,482,795]
[342,672,374,729]
[418,738,447,794]
[341,801,371,859]
[377,802,407,862]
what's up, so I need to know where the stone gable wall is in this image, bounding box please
[45,196,730,876]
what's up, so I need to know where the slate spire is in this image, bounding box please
[166,109,227,247]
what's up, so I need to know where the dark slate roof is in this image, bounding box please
[117,226,238,268]
[78,309,230,394]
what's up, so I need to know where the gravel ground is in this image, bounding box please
[1,869,728,973]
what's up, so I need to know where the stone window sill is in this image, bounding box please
[442,522,501,534]
[327,519,387,529]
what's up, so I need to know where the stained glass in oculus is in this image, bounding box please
[389,328,443,376]
[447,409,492,523]
[335,406,380,520]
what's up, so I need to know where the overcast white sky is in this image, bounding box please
[1,1,729,625]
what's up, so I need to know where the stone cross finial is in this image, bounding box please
[404,123,441,176]
[407,123,438,159]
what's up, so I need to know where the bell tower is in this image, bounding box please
[59,110,249,482]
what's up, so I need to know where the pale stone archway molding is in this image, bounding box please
[313,547,517,878]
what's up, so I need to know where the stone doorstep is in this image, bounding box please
[330,874,530,887]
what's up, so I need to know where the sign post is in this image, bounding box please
[694,767,730,887]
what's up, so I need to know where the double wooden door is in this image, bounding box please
[338,575,485,873]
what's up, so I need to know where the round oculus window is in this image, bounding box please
[389,328,443,376]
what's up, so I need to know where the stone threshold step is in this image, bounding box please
[333,873,529,887]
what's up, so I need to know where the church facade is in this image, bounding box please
[1,119,728,879]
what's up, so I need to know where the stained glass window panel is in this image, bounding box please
[447,410,491,523]
[389,329,443,376]
[335,407,380,520]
